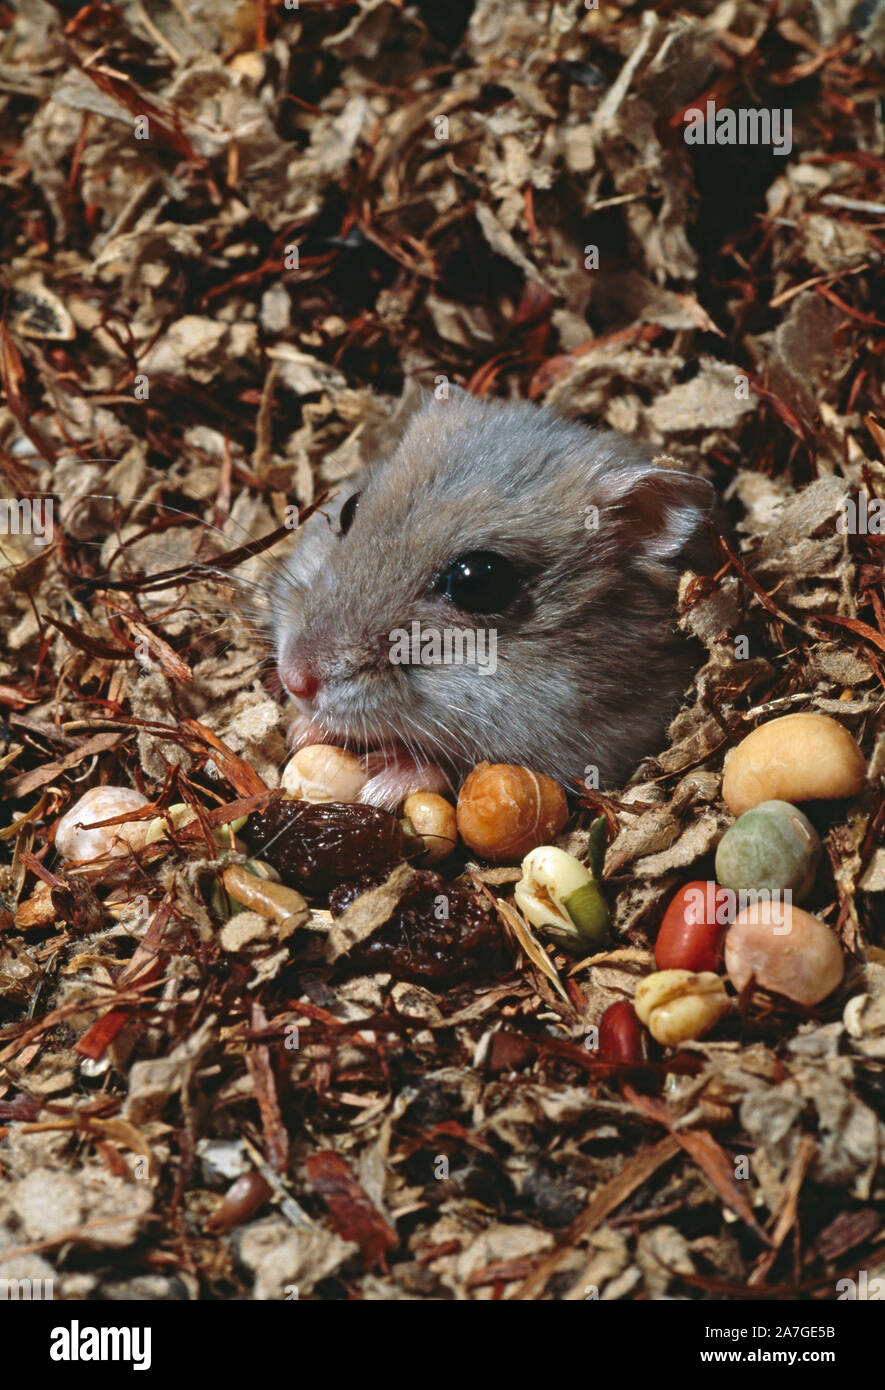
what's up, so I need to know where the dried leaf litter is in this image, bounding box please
[1,0,884,1301]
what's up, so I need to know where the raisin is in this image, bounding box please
[329,869,510,983]
[247,798,406,895]
[327,873,389,914]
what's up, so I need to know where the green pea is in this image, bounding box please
[715,799,821,903]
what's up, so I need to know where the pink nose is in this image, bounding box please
[281,660,320,701]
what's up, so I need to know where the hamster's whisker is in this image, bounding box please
[144,502,295,589]
[83,522,284,614]
[415,704,477,756]
[400,711,440,773]
[427,711,481,761]
[399,711,445,763]
[400,710,462,772]
[400,723,429,779]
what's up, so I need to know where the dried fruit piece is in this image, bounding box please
[456,762,568,862]
[634,969,731,1046]
[247,797,407,895]
[281,745,368,803]
[654,881,730,972]
[722,713,866,816]
[725,903,844,1006]
[484,1031,537,1074]
[402,791,458,865]
[513,845,610,952]
[55,787,151,861]
[714,801,821,903]
[598,1000,646,1064]
[328,869,508,982]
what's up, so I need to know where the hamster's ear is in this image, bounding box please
[612,468,717,574]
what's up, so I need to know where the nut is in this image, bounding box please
[514,844,610,951]
[143,802,197,846]
[456,762,568,862]
[402,791,458,865]
[722,713,865,816]
[714,800,821,904]
[143,803,248,848]
[55,786,151,861]
[206,1172,271,1233]
[142,806,247,845]
[598,1000,646,1064]
[724,902,844,1006]
[654,880,730,972]
[281,745,368,803]
[222,864,309,930]
[634,969,731,1046]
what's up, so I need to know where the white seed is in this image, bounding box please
[55,787,151,861]
[513,844,610,950]
[402,791,458,865]
[280,745,368,802]
[143,805,249,849]
[142,802,197,845]
[842,993,869,1039]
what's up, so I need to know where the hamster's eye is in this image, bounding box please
[339,492,361,536]
[434,551,520,613]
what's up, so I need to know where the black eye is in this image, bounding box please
[434,551,520,613]
[339,492,361,536]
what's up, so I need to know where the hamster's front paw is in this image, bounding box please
[360,751,450,811]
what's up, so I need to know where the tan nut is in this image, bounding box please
[55,787,151,861]
[281,745,369,803]
[634,969,730,1046]
[222,864,309,929]
[403,791,458,865]
[722,713,865,816]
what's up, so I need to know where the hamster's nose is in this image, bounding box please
[280,658,321,702]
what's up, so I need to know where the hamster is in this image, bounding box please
[272,391,715,809]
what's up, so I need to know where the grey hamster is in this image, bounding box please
[272,390,715,808]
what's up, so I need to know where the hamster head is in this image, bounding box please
[273,392,714,801]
